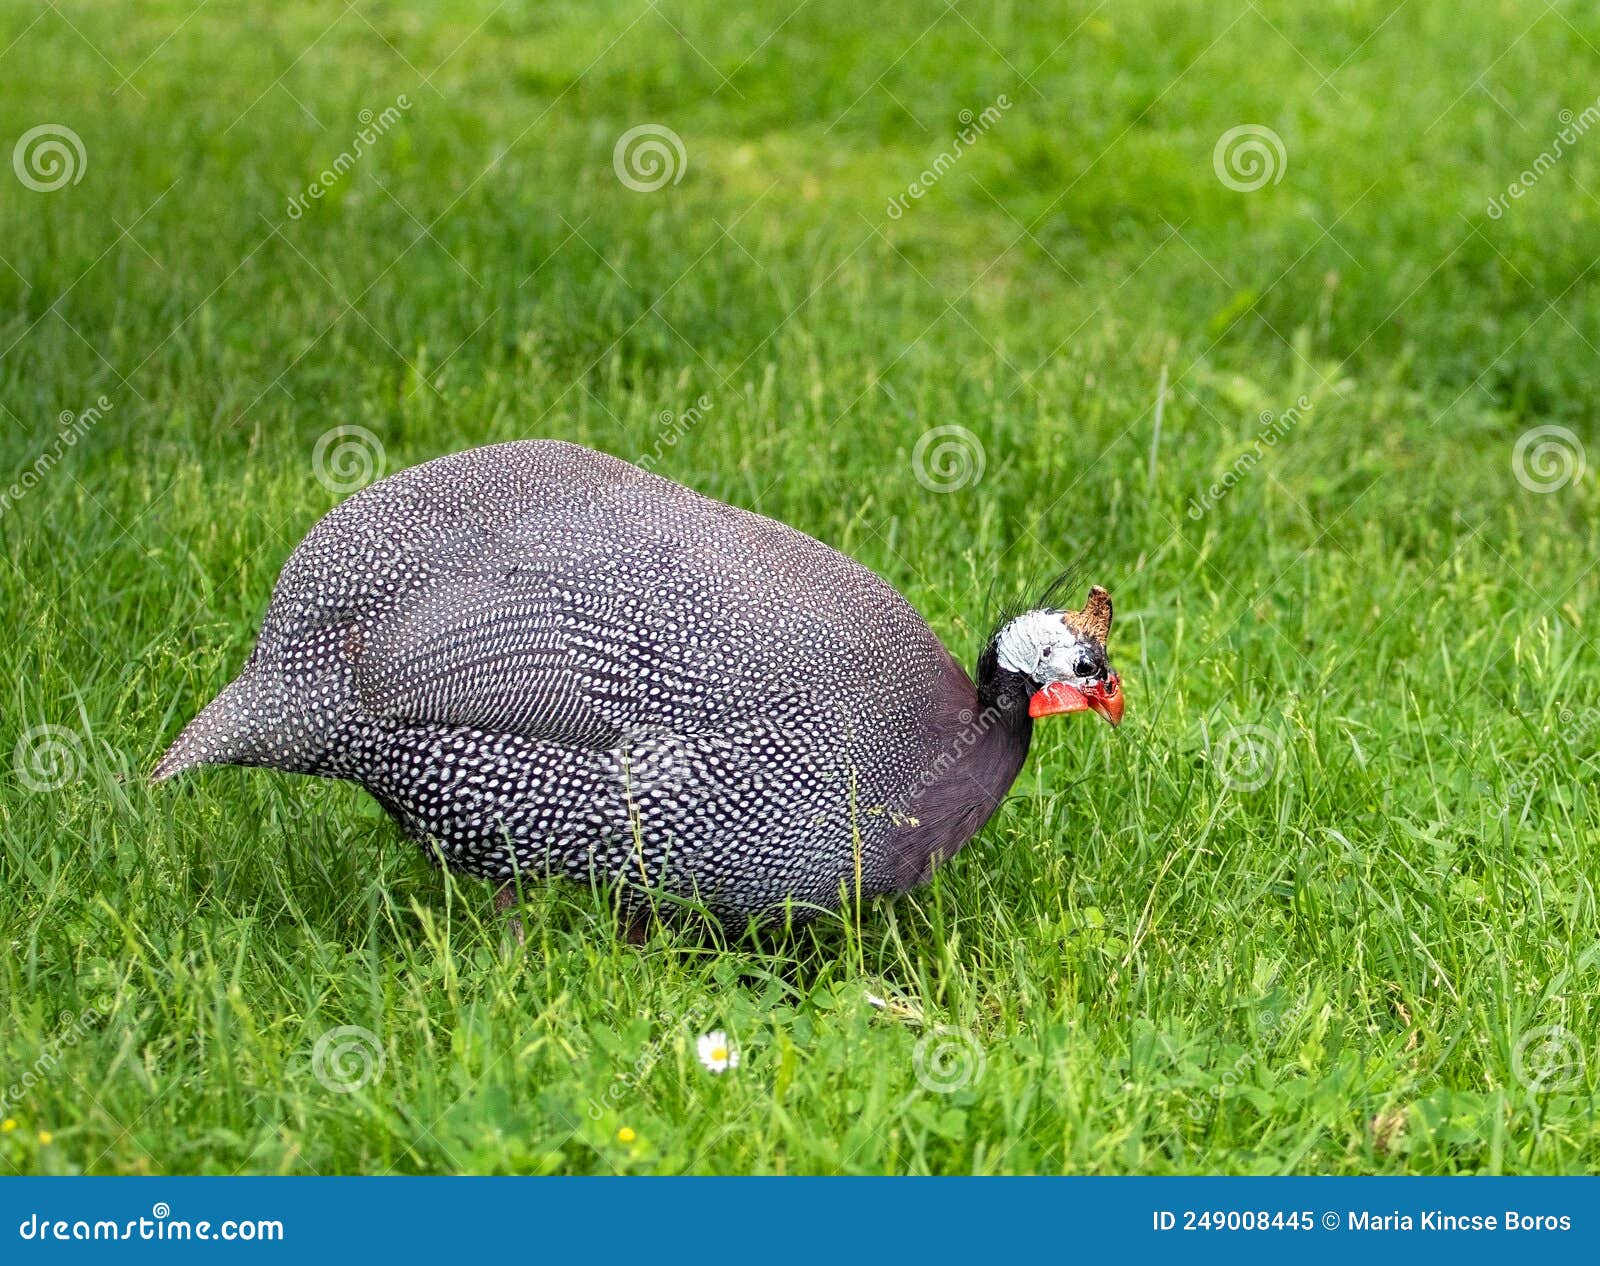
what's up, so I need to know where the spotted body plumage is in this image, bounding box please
[157,441,997,919]
[157,440,1123,924]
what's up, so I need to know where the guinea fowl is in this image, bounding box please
[153,440,1122,930]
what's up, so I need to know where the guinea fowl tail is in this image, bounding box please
[150,675,259,783]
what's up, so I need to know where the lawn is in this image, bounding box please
[2,0,1598,1175]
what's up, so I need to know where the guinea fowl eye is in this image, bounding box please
[1073,657,1095,678]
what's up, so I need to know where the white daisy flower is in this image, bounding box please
[696,1030,739,1073]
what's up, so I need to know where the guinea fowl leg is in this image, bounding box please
[494,881,525,946]
[621,908,651,946]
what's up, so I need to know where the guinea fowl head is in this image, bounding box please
[977,584,1123,727]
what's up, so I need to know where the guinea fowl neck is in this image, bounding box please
[951,643,1037,825]
[890,642,1034,884]
[975,643,1033,723]
[973,646,1035,788]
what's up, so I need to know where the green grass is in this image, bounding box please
[2,0,1598,1175]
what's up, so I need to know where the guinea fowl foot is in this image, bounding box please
[493,882,525,946]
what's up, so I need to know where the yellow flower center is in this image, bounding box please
[616,1127,636,1143]
[711,1046,727,1062]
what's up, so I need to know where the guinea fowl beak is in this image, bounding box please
[1027,674,1123,726]
[1087,674,1124,726]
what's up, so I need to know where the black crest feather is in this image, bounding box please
[982,556,1091,646]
